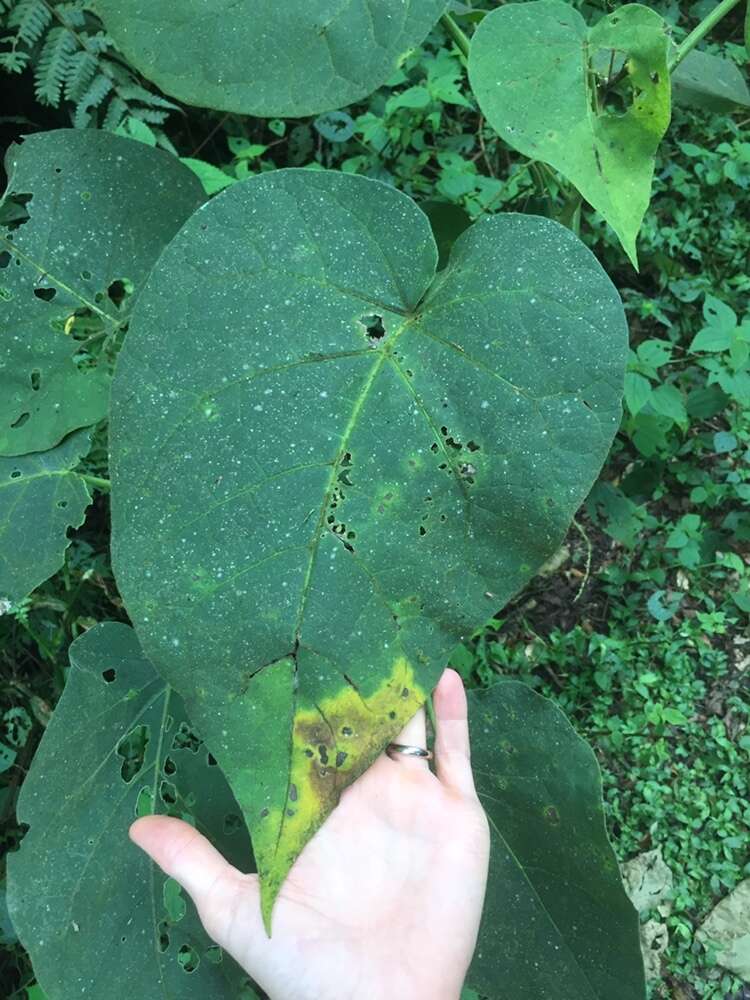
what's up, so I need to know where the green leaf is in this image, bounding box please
[647,589,682,621]
[464,681,645,999]
[686,384,730,419]
[690,325,734,352]
[0,129,204,456]
[314,112,356,143]
[624,371,653,415]
[95,0,447,118]
[181,157,237,195]
[671,49,750,112]
[703,294,737,332]
[7,622,255,1000]
[468,1,671,267]
[636,338,672,369]
[110,169,628,928]
[649,383,687,427]
[0,428,92,604]
[662,707,689,726]
[713,431,737,454]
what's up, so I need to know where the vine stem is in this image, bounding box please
[440,13,471,59]
[78,474,111,492]
[668,0,744,72]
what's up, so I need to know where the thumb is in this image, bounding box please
[129,815,260,947]
[433,668,477,798]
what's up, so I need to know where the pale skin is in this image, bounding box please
[130,668,491,1000]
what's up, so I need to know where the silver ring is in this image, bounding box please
[386,742,433,761]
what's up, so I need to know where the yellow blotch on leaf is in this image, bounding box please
[256,655,426,932]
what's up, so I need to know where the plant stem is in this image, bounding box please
[440,13,471,59]
[668,0,743,72]
[79,473,111,492]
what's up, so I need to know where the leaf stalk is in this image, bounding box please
[668,0,743,72]
[440,13,471,60]
[78,473,111,492]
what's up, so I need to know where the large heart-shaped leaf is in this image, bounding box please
[0,129,204,456]
[468,1,671,268]
[95,0,447,118]
[7,622,259,1000]
[110,169,628,926]
[464,682,645,1000]
[0,428,92,605]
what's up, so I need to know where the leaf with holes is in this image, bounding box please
[7,622,260,1000]
[671,49,750,112]
[110,168,628,928]
[463,681,645,1000]
[468,1,671,268]
[0,129,204,456]
[0,427,92,604]
[95,0,447,118]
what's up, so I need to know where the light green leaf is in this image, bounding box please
[181,157,237,195]
[464,681,645,999]
[386,85,432,113]
[704,295,737,331]
[110,169,627,928]
[95,0,447,118]
[624,371,653,415]
[0,130,204,456]
[0,428,92,604]
[671,49,750,112]
[690,326,733,352]
[468,1,671,267]
[636,338,672,369]
[7,622,256,1000]
[649,384,687,426]
[662,707,689,726]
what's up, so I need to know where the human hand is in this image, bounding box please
[130,668,491,1000]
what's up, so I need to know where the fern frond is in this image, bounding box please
[0,47,29,72]
[72,70,111,127]
[101,92,126,130]
[126,106,170,125]
[2,0,178,135]
[64,48,97,101]
[8,0,50,46]
[34,24,76,104]
[115,83,178,111]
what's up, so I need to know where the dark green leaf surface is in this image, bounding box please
[464,681,645,1000]
[7,622,257,1000]
[0,428,92,604]
[671,49,750,112]
[0,129,204,456]
[110,169,627,926]
[468,1,671,267]
[95,0,447,117]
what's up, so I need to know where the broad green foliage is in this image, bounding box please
[468,1,671,268]
[0,428,91,604]
[467,682,644,1000]
[0,129,203,456]
[671,49,750,112]
[8,624,644,999]
[94,0,448,118]
[110,168,628,926]
[7,623,259,1000]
